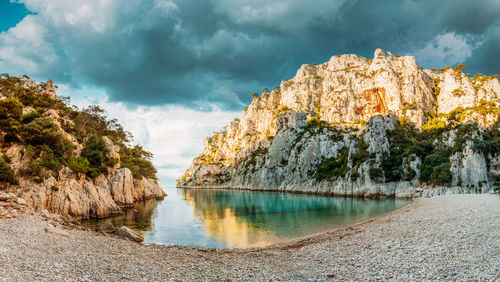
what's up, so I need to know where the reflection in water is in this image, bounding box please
[85,188,410,248]
[84,199,159,235]
[182,189,409,248]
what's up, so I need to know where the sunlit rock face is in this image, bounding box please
[281,48,436,126]
[0,75,166,219]
[178,49,500,197]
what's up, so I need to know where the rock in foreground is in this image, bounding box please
[115,226,144,242]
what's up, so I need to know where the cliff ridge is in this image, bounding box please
[178,49,500,197]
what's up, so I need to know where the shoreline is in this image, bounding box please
[175,183,473,199]
[1,194,499,280]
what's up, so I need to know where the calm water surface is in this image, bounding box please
[86,188,410,248]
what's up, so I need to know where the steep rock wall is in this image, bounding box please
[178,49,500,197]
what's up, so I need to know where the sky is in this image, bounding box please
[0,0,499,186]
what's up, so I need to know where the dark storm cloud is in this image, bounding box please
[0,0,498,110]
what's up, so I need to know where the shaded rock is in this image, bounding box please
[115,226,144,242]
[99,222,116,233]
[14,167,165,220]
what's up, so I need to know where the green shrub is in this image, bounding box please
[314,147,349,181]
[120,145,157,180]
[381,123,423,182]
[79,135,109,177]
[0,97,23,120]
[308,116,327,127]
[420,151,450,183]
[20,110,42,124]
[369,168,384,180]
[20,117,72,157]
[67,156,90,174]
[351,137,369,169]
[0,157,17,185]
[430,163,452,184]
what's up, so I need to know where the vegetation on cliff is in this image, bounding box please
[178,49,500,195]
[0,74,157,188]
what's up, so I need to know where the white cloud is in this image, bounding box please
[413,32,478,67]
[59,86,240,187]
[213,0,347,32]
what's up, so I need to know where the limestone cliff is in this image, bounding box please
[178,49,500,197]
[0,74,166,219]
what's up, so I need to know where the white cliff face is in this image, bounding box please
[281,49,436,126]
[230,111,353,192]
[450,140,490,193]
[179,49,500,197]
[438,70,500,114]
[364,115,397,157]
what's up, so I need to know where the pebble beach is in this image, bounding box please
[1,194,499,280]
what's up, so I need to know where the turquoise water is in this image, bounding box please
[86,188,409,248]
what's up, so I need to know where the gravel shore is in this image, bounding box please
[1,194,499,280]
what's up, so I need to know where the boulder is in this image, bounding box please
[99,222,116,233]
[16,197,26,205]
[115,226,144,242]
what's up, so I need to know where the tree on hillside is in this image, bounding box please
[454,64,467,71]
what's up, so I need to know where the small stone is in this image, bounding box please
[16,197,27,205]
[40,209,50,218]
[63,215,74,223]
[115,226,144,242]
[44,225,70,238]
[99,222,116,233]
[48,220,59,227]
[10,209,18,217]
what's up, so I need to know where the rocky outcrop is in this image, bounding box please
[0,74,166,219]
[178,49,500,197]
[1,133,166,219]
[5,167,166,219]
[0,75,57,99]
[0,192,26,218]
